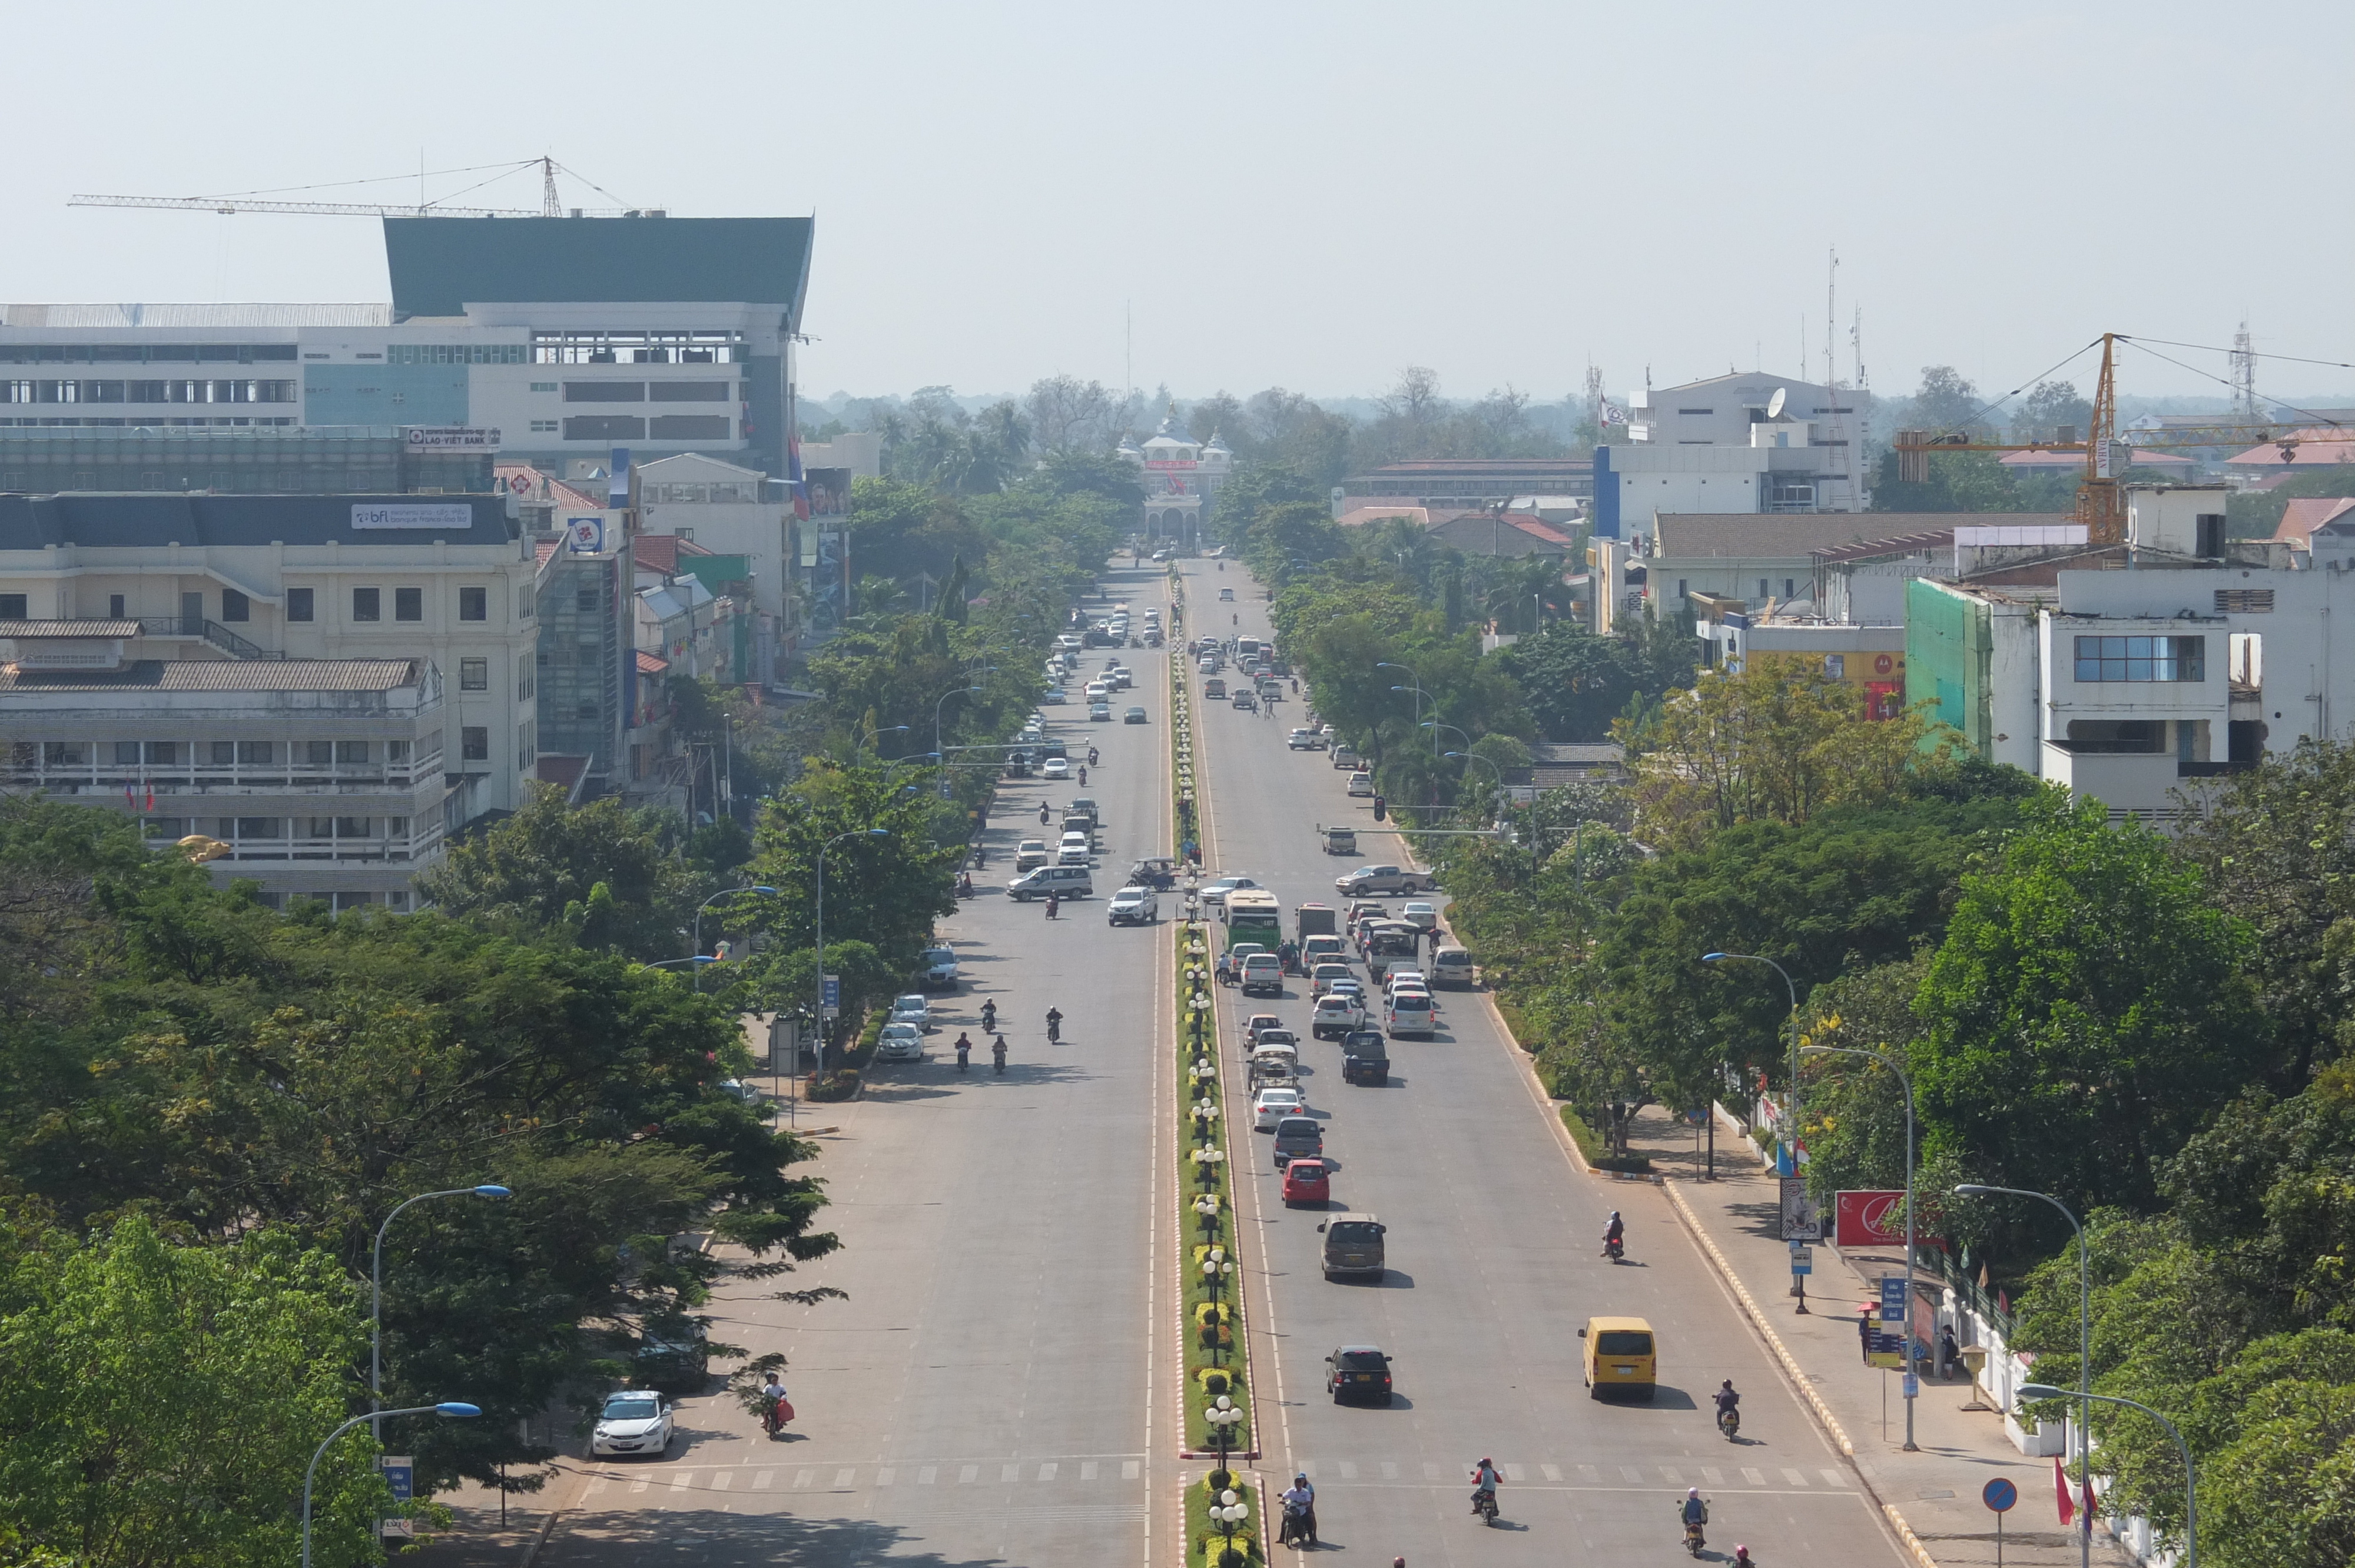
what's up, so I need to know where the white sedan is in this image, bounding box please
[1042,757,1072,779]
[1198,875,1262,906]
[876,1022,924,1061]
[591,1390,674,1458]
[1253,1086,1305,1129]
[890,993,932,1031]
[1401,901,1440,931]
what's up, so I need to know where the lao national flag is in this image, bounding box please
[787,435,810,521]
[144,783,155,812]
[125,779,136,809]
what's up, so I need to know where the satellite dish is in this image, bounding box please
[1766,387,1788,420]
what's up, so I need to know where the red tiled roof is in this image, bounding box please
[2224,430,2355,468]
[2275,497,2355,542]
[635,650,669,676]
[632,534,715,574]
[496,462,605,509]
[1500,513,1576,547]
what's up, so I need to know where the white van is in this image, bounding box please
[1430,945,1474,988]
[1386,992,1438,1038]
[1009,865,1093,902]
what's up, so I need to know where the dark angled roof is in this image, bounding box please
[0,619,142,637]
[0,659,422,692]
[0,493,514,549]
[1653,512,2067,559]
[384,216,815,321]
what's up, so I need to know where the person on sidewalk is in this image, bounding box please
[1939,1324,1961,1379]
[1858,1305,1875,1364]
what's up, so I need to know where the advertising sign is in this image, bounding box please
[403,426,502,451]
[1779,1177,1819,1240]
[1836,1190,1908,1248]
[608,447,633,507]
[565,516,606,555]
[804,466,851,520]
[351,503,474,531]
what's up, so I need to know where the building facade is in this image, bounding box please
[1119,411,1230,546]
[1594,372,1866,542]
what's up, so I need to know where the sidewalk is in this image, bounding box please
[400,1457,592,1568]
[1620,1104,2138,1568]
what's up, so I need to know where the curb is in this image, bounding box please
[516,1502,565,1568]
[1660,1178,1855,1460]
[1882,1503,1941,1568]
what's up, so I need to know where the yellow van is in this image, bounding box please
[1578,1315,1658,1400]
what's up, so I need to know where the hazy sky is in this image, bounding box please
[6,1,2350,413]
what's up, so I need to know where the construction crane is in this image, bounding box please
[1894,332,2347,544]
[69,156,628,220]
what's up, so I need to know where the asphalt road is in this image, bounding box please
[545,562,1182,1568]
[1188,559,1907,1566]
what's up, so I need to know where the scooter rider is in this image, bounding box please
[1603,1210,1626,1256]
[1045,893,1060,920]
[980,998,998,1033]
[1714,1380,1740,1431]
[1088,746,1099,766]
[759,1370,789,1434]
[991,1035,1007,1074]
[1681,1486,1710,1543]
[954,1032,972,1072]
[1279,1473,1317,1544]
[1040,802,1051,825]
[1046,1007,1064,1043]
[1470,1457,1502,1514]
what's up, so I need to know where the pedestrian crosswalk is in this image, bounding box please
[1285,1459,1853,1494]
[583,1455,1148,1503]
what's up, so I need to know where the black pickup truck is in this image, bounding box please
[1340,1029,1391,1086]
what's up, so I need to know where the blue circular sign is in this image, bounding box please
[1983,1478,2019,1513]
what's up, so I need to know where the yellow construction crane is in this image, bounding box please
[1894,332,2344,544]
[68,156,626,220]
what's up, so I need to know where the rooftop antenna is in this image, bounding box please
[2230,317,2257,421]
[1825,246,1839,394]
[1767,386,1788,419]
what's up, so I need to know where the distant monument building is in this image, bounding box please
[1118,406,1229,549]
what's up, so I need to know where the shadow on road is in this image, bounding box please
[546,1508,1011,1568]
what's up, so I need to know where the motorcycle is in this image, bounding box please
[1279,1499,1316,1546]
[991,1042,1007,1075]
[1046,1014,1063,1044]
[1679,1501,1710,1557]
[1045,895,1061,920]
[1087,747,1099,766]
[1471,1487,1500,1526]
[980,1002,998,1033]
[1039,803,1051,825]
[1719,1405,1741,1440]
[957,872,975,898]
[1603,1233,1625,1263]
[955,1042,970,1073]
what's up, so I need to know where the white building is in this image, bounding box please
[1119,410,1231,547]
[0,491,540,838]
[1594,372,1866,543]
[1908,485,2347,822]
[635,451,796,659]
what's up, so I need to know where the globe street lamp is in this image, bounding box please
[1193,1192,1222,1242]
[304,1403,479,1568]
[1192,1145,1226,1187]
[1961,1184,2093,1568]
[372,1188,508,1436]
[1205,1394,1245,1470]
[1211,1486,1251,1566]
[1803,1042,1919,1450]
[815,829,890,1083]
[2017,1387,2195,1568]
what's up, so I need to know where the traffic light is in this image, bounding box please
[1372,795,1387,822]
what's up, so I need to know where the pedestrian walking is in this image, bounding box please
[1858,1305,1875,1364]
[1939,1324,1961,1379]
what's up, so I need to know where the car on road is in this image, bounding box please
[1125,706,1149,723]
[1109,666,1133,688]
[1287,727,1327,750]
[1325,1346,1394,1405]
[1252,1087,1303,1129]
[1272,1115,1324,1169]
[1580,1315,1659,1401]
[1240,953,1284,995]
[1345,770,1374,797]
[1309,961,1355,998]
[1233,691,1258,711]
[1084,682,1110,703]
[1431,945,1474,988]
[1385,992,1438,1038]
[1331,748,1362,770]
[1016,839,1050,872]
[1057,832,1092,866]
[1198,656,1219,674]
[1219,587,1236,601]
[1282,1157,1332,1207]
[591,1390,675,1457]
[1042,757,1072,779]
[1301,933,1348,966]
[876,1022,924,1061]
[1381,969,1426,997]
[1243,1013,1285,1045]
[1311,993,1368,1038]
[1340,1029,1390,1085]
[1204,678,1227,699]
[1089,702,1113,722]
[632,1320,710,1390]
[1106,885,1160,925]
[1399,901,1440,932]
[890,994,933,1031]
[1334,864,1438,897]
[919,945,960,990]
[1316,1213,1387,1281]
[1252,1027,1298,1055]
[717,1078,765,1107]
[1198,875,1261,906]
[1042,686,1068,705]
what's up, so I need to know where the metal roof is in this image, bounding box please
[0,303,393,329]
[1653,513,2067,559]
[0,492,513,549]
[0,658,422,692]
[0,619,143,637]
[383,216,814,320]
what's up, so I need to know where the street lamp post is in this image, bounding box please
[1959,1184,2093,1568]
[934,686,984,785]
[861,722,911,757]
[814,828,890,1083]
[1804,1044,1920,1450]
[372,1188,508,1437]
[1375,662,1427,755]
[693,886,779,968]
[304,1402,479,1568]
[1703,951,1805,1308]
[1205,1394,1243,1470]
[1210,1487,1251,1564]
[2017,1386,2195,1568]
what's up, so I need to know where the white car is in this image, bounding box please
[1311,994,1368,1038]
[1382,970,1427,998]
[1199,657,1219,674]
[1085,682,1111,701]
[1253,1086,1305,1129]
[1386,994,1438,1038]
[1042,757,1072,779]
[591,1390,675,1458]
[717,1078,765,1106]
[1042,687,1069,705]
[876,1022,924,1061]
[1059,829,1091,856]
[1107,886,1160,925]
[1287,727,1326,750]
[1400,901,1439,932]
[890,993,932,1031]
[1110,666,1133,689]
[1090,702,1113,722]
[1346,771,1375,798]
[1198,875,1261,906]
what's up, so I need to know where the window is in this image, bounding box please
[387,739,410,762]
[335,816,371,838]
[211,740,237,764]
[234,817,283,838]
[142,818,188,839]
[1677,407,1714,416]
[45,742,87,766]
[648,415,729,440]
[144,742,178,764]
[108,593,125,617]
[563,416,645,441]
[461,726,489,761]
[519,721,532,763]
[458,585,487,622]
[530,420,559,433]
[0,593,25,619]
[649,380,733,402]
[394,587,422,622]
[114,740,141,765]
[335,740,370,763]
[518,586,534,619]
[2065,719,2165,754]
[286,587,313,622]
[1758,580,1770,599]
[2074,634,2205,683]
[238,740,274,764]
[352,587,380,622]
[576,588,599,613]
[1783,579,1795,599]
[563,381,647,402]
[2215,589,2274,613]
[460,657,488,690]
[305,740,334,766]
[530,381,558,393]
[221,589,249,622]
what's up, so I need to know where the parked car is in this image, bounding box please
[1042,687,1068,705]
[632,1320,710,1390]
[1288,727,1328,750]
[876,1022,924,1061]
[1016,839,1051,872]
[1125,706,1149,724]
[1253,1087,1304,1130]
[1345,770,1375,797]
[717,1078,764,1106]
[1311,993,1368,1039]
[591,1390,675,1458]
[890,994,933,1031]
[1431,944,1475,988]
[1335,864,1438,897]
[1282,1158,1332,1207]
[1331,748,1362,770]
[918,945,960,990]
[1325,1346,1394,1404]
[1106,885,1160,925]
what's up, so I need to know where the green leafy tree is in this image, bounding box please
[2013,378,2092,443]
[742,760,961,973]
[1914,798,2267,1219]
[414,788,694,961]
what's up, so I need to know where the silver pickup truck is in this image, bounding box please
[1333,863,1437,898]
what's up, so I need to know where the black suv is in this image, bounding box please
[1325,1346,1395,1405]
[1341,1029,1390,1086]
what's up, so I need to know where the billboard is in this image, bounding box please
[804,466,851,520]
[351,503,473,531]
[1836,1190,1908,1248]
[403,426,502,451]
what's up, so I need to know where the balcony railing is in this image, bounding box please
[134,617,284,660]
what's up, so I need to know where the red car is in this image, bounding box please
[1282,1158,1332,1208]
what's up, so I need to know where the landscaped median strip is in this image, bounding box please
[1167,573,1266,1566]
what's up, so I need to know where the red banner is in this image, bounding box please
[1835,1190,1907,1247]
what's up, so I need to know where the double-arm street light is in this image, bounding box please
[2016,1386,2195,1568]
[814,828,891,1081]
[1960,1183,2093,1568]
[372,1187,508,1436]
[936,686,984,790]
[306,1403,478,1568]
[1375,662,1429,756]
[1803,1043,1920,1450]
[1704,951,1807,1309]
[694,886,779,962]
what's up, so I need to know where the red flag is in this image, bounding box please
[2055,1456,2074,1526]
[2081,1471,2097,1527]
[125,779,136,808]
[144,784,155,812]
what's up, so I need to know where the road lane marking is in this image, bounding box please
[1620,1466,1645,1483]
[1743,1467,1766,1485]
[586,1478,609,1496]
[1123,1460,1141,1480]
[1000,1463,1019,1483]
[1338,1461,1357,1479]
[1663,1466,1683,1485]
[1425,1464,1442,1481]
[628,1479,648,1494]
[1383,1463,1399,1479]
[960,1464,979,1483]
[1580,1465,1601,1483]
[1542,1465,1563,1482]
[796,1469,816,1488]
[919,1466,937,1484]
[875,1467,893,1486]
[1503,1464,1525,1483]
[1039,1463,1057,1481]
[1783,1467,1807,1486]
[834,1468,856,1487]
[1082,1461,1099,1480]
[1822,1469,1846,1488]
[1702,1467,1723,1486]
[712,1471,732,1491]
[753,1470,774,1489]
[668,1471,691,1491]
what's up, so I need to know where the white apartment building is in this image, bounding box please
[1594,372,1866,543]
[0,633,447,909]
[635,451,797,650]
[0,492,540,838]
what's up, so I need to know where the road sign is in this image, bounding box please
[1790,1248,1813,1275]
[821,974,840,1019]
[1879,1275,1909,1323]
[379,1456,413,1504]
[1983,1477,2018,1512]
[1866,1331,1906,1370]
[1902,1373,1921,1399]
